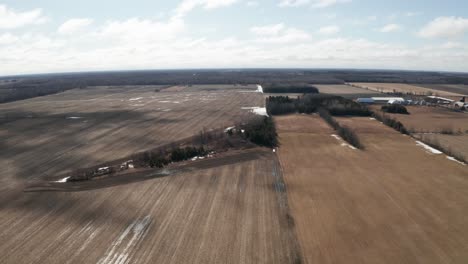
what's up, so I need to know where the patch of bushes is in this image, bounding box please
[262,83,319,94]
[171,146,207,162]
[318,108,364,149]
[381,104,409,114]
[372,112,409,134]
[242,116,278,147]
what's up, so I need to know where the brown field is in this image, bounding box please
[418,84,468,96]
[370,105,468,133]
[0,85,305,263]
[276,114,468,264]
[315,84,381,96]
[0,149,301,263]
[351,82,464,97]
[0,85,264,187]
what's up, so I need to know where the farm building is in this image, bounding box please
[356,97,405,104]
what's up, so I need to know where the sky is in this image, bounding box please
[1,0,468,76]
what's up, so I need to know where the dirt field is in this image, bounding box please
[315,84,381,96]
[0,85,264,188]
[418,84,468,96]
[276,114,468,264]
[0,148,302,263]
[370,105,468,133]
[351,83,464,97]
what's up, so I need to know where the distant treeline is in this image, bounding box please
[3,69,468,103]
[262,83,319,94]
[318,108,363,149]
[266,94,371,116]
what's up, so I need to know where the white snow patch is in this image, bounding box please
[97,215,151,264]
[54,176,70,183]
[242,107,268,116]
[66,116,83,120]
[191,156,199,161]
[331,134,357,150]
[129,97,143,101]
[415,141,442,154]
[256,85,263,93]
[224,126,235,133]
[446,156,466,166]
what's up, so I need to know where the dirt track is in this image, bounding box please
[276,114,468,264]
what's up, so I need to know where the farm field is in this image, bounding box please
[0,85,264,189]
[276,114,468,264]
[162,84,257,92]
[370,105,468,133]
[0,149,301,264]
[417,84,468,96]
[315,84,381,96]
[351,82,464,97]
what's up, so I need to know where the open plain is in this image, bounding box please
[276,114,468,264]
[0,85,264,186]
[351,83,464,97]
[0,149,301,264]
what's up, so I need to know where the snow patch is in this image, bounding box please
[97,215,151,264]
[256,85,263,93]
[66,116,83,120]
[54,176,70,183]
[129,97,143,101]
[331,134,357,150]
[242,107,268,116]
[446,156,466,166]
[224,126,235,133]
[415,141,442,154]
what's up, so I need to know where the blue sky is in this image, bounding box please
[1,0,468,75]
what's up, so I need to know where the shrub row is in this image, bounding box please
[318,108,364,149]
[372,112,409,134]
[262,83,319,94]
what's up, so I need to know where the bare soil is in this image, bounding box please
[276,114,468,264]
[0,149,302,264]
[370,105,468,133]
[351,83,464,97]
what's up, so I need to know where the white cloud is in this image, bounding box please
[379,24,402,33]
[419,16,468,38]
[251,23,285,35]
[0,5,47,29]
[441,41,462,49]
[0,33,18,45]
[318,25,340,35]
[246,1,259,7]
[174,0,239,18]
[58,18,94,34]
[250,23,311,43]
[278,0,351,8]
